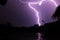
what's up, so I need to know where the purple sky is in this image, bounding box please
[0,0,60,27]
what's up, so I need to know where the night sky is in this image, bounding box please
[0,0,60,27]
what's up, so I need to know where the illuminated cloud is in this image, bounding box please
[20,0,58,26]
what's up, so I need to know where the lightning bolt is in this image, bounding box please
[19,0,58,26]
[28,2,41,26]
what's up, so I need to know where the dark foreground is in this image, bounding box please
[0,21,60,40]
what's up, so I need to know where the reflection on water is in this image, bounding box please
[37,32,42,40]
[16,32,42,40]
